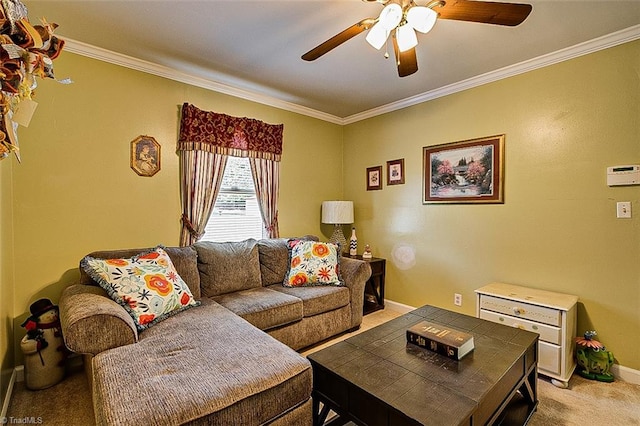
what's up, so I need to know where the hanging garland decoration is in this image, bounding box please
[0,0,65,162]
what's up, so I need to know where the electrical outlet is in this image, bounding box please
[454,293,462,306]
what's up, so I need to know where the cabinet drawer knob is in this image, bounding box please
[513,307,524,315]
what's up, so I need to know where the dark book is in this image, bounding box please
[406,321,475,360]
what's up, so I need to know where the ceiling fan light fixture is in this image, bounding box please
[406,6,437,33]
[365,22,388,50]
[396,24,417,52]
[379,3,403,30]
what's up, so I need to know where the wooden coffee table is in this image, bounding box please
[307,305,538,426]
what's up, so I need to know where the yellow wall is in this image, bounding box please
[343,40,640,370]
[8,51,343,362]
[1,155,15,405]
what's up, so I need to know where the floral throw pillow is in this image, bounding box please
[283,240,344,287]
[81,246,200,331]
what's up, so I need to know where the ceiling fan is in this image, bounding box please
[301,0,532,77]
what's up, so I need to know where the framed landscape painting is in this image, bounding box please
[423,135,504,204]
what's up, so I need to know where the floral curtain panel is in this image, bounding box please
[249,157,280,239]
[178,151,227,246]
[177,103,283,245]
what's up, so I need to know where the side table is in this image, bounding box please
[345,255,385,315]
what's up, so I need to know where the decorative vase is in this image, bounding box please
[349,227,358,256]
[329,224,347,253]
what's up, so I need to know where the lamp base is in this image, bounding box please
[329,224,347,253]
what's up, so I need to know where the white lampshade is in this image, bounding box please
[396,24,418,52]
[365,22,388,50]
[379,3,403,30]
[406,6,437,34]
[321,201,354,224]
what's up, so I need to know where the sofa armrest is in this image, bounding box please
[59,285,138,356]
[340,257,371,328]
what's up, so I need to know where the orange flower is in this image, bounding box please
[123,295,137,309]
[180,292,191,305]
[575,337,604,349]
[145,274,173,296]
[318,267,332,281]
[139,251,160,260]
[291,256,301,268]
[289,273,308,287]
[106,259,128,266]
[312,243,330,257]
[139,314,155,325]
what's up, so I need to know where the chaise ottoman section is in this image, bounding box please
[91,300,312,426]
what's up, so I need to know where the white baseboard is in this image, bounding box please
[611,364,640,385]
[383,299,415,314]
[384,299,640,384]
[14,365,24,383]
[1,368,17,420]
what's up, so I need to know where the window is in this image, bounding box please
[201,157,264,242]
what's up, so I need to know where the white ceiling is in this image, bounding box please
[27,1,640,120]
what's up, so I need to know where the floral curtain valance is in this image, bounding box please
[177,103,283,161]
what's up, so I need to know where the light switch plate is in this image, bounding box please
[616,201,632,218]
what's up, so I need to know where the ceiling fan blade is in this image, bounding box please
[393,35,418,77]
[302,18,376,61]
[434,0,532,27]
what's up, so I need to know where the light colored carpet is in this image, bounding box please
[7,308,640,425]
[7,362,93,425]
[530,374,640,426]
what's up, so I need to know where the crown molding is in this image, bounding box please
[61,38,344,125]
[343,24,640,124]
[62,24,640,126]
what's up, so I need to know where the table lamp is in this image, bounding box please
[321,201,354,253]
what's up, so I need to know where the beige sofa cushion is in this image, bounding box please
[212,287,303,331]
[257,238,291,286]
[267,284,350,317]
[92,299,311,426]
[194,239,262,297]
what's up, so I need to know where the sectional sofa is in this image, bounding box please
[58,237,371,425]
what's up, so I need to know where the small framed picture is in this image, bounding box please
[131,135,161,177]
[387,158,405,186]
[366,166,382,191]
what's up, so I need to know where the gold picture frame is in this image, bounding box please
[131,135,161,177]
[423,134,504,204]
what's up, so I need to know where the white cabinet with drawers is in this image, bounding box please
[475,282,578,388]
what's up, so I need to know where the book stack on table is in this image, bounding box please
[406,321,475,360]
